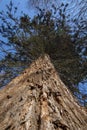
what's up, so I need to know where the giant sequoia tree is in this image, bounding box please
[0,1,87,104]
[0,55,87,130]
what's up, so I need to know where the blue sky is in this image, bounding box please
[0,0,80,18]
[0,0,35,59]
[0,0,35,17]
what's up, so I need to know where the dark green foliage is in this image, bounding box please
[0,1,87,105]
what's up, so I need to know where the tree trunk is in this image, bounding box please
[0,54,87,130]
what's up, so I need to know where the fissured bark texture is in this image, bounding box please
[0,54,87,130]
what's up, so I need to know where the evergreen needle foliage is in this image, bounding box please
[0,1,87,105]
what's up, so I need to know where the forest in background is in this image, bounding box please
[0,0,87,106]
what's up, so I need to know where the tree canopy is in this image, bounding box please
[0,1,87,105]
